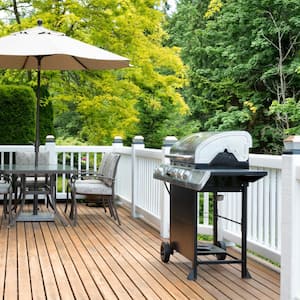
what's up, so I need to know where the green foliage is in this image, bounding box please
[0,70,55,140]
[39,100,54,144]
[205,107,252,130]
[0,85,35,144]
[0,0,188,148]
[55,136,86,146]
[33,84,54,144]
[269,98,300,135]
[54,110,83,139]
[167,0,300,153]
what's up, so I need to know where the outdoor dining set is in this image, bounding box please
[0,20,129,229]
[0,151,121,227]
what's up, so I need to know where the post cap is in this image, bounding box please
[283,135,300,154]
[132,135,144,144]
[163,136,178,147]
[113,136,123,144]
[45,135,55,143]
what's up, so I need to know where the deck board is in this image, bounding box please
[0,204,280,299]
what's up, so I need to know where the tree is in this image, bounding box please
[167,0,300,153]
[0,0,188,147]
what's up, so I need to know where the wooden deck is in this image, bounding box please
[0,204,280,299]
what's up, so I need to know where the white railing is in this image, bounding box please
[218,154,282,263]
[0,138,283,265]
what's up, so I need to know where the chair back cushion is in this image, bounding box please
[16,151,49,165]
[98,152,110,175]
[98,153,120,186]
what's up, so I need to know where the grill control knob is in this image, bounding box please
[176,169,184,179]
[154,167,164,176]
[166,167,175,177]
[170,169,177,177]
[182,170,191,181]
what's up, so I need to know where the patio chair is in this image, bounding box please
[0,176,12,223]
[14,151,51,208]
[66,152,121,226]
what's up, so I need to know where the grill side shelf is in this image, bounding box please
[153,168,211,191]
[153,167,267,192]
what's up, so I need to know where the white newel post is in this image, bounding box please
[160,136,177,238]
[281,136,300,300]
[131,135,144,218]
[45,135,57,165]
[112,136,123,149]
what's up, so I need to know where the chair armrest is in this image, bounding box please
[69,170,98,183]
[96,175,115,187]
[1,174,12,183]
[96,175,115,181]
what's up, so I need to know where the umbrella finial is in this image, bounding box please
[37,19,43,26]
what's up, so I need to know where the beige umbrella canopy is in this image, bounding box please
[0,20,130,165]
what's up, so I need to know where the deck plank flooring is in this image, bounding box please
[0,204,280,299]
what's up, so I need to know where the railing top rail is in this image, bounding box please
[249,153,282,169]
[0,145,34,151]
[135,148,164,160]
[55,145,112,152]
[114,146,132,155]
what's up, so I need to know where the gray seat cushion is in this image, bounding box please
[0,181,10,193]
[75,180,112,195]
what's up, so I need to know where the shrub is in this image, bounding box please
[0,85,35,144]
[0,85,54,145]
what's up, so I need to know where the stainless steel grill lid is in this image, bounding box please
[167,131,252,167]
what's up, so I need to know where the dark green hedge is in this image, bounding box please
[0,85,35,144]
[0,85,54,145]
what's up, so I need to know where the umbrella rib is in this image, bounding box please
[21,55,53,69]
[21,56,30,69]
[72,56,88,69]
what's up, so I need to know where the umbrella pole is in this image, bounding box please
[35,57,42,167]
[33,57,42,215]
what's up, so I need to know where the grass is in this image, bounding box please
[198,234,213,241]
[56,176,65,192]
[241,247,280,268]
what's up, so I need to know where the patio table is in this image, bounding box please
[0,164,77,226]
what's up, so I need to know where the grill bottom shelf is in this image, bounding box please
[197,243,225,254]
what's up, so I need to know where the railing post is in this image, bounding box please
[45,135,57,166]
[160,136,177,238]
[281,136,300,300]
[131,135,144,218]
[112,136,123,149]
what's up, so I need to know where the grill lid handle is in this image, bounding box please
[165,154,193,161]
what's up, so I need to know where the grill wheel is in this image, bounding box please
[216,240,227,260]
[160,242,173,263]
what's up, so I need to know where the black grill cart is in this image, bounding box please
[154,131,267,280]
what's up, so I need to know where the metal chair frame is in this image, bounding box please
[66,152,121,226]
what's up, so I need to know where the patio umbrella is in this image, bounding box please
[0,20,130,166]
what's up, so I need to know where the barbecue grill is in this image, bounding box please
[154,131,267,280]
